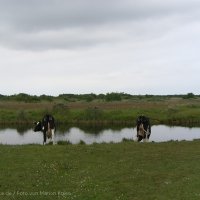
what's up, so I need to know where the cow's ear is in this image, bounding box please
[33,121,37,125]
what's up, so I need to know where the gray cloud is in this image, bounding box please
[0,0,200,95]
[0,0,200,50]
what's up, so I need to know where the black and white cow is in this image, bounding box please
[136,115,151,142]
[34,114,56,145]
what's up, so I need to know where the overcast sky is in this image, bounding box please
[0,0,200,96]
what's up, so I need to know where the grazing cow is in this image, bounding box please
[34,114,56,145]
[136,115,151,142]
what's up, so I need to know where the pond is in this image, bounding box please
[0,125,200,145]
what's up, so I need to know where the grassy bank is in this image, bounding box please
[0,95,200,125]
[1,141,200,199]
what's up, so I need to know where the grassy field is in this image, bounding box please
[0,95,200,125]
[1,94,200,200]
[1,141,200,200]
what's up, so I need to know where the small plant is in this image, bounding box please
[79,140,86,145]
[122,138,133,142]
[57,140,72,145]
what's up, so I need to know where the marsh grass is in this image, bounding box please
[0,96,200,125]
[1,141,200,199]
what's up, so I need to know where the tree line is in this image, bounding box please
[0,92,198,103]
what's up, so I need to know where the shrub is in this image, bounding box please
[84,107,103,120]
[105,92,122,101]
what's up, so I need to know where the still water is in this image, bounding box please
[0,125,200,145]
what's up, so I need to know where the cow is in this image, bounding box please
[136,115,151,142]
[34,114,56,145]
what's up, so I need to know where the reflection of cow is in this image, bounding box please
[34,114,56,145]
[136,115,151,142]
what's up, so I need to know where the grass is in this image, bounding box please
[0,96,200,126]
[1,141,200,199]
[1,94,200,199]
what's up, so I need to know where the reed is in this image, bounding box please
[0,96,200,126]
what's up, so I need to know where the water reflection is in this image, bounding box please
[56,127,133,144]
[150,125,200,142]
[0,124,30,135]
[57,123,132,134]
[0,125,200,145]
[0,128,42,145]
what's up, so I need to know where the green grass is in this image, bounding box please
[1,96,200,125]
[1,141,200,199]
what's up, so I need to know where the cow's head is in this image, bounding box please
[33,121,42,132]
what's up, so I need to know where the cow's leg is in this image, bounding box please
[51,129,55,145]
[143,133,150,142]
[137,135,143,142]
[43,130,47,145]
[143,138,148,142]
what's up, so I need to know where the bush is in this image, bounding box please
[183,93,195,99]
[84,107,103,120]
[11,93,40,102]
[105,93,122,101]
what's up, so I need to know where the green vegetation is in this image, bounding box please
[0,92,200,125]
[1,141,200,200]
[1,93,200,200]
